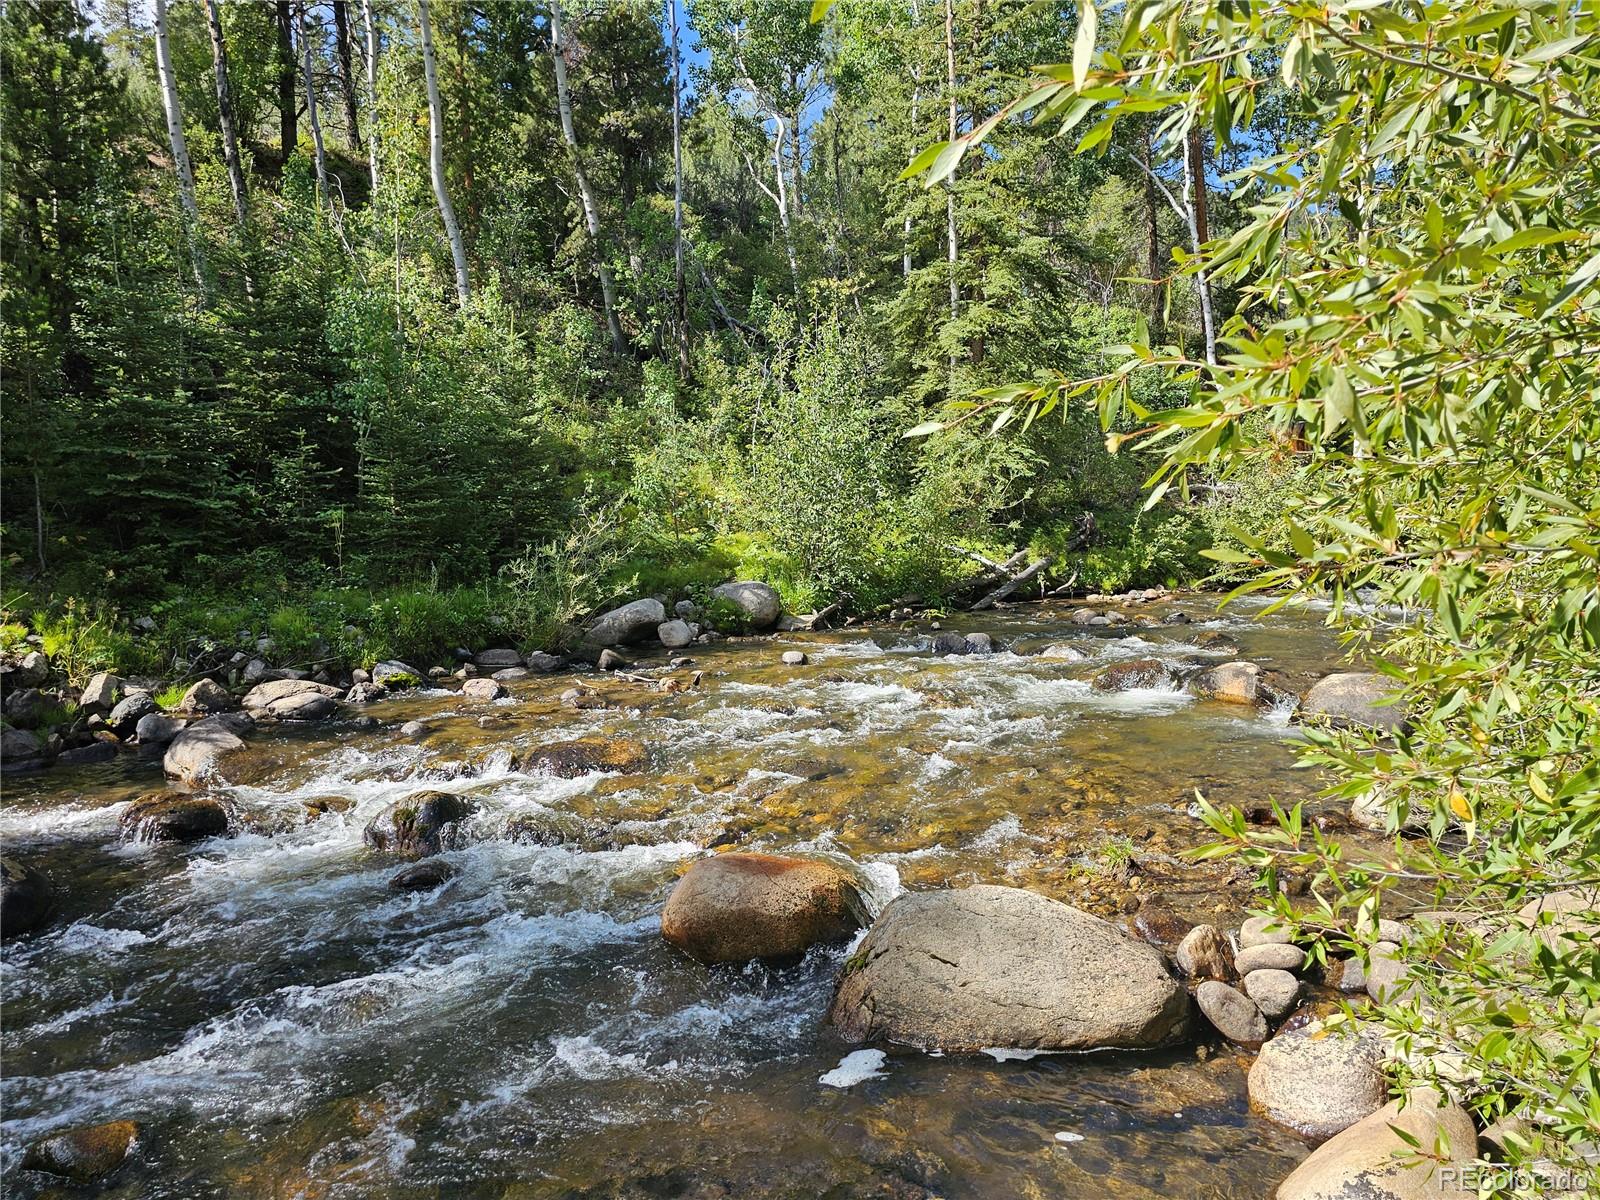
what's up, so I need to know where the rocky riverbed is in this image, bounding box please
[0,593,1454,1198]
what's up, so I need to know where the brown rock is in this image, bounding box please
[1276,1088,1476,1199]
[363,791,472,858]
[22,1120,138,1183]
[662,853,866,965]
[121,792,229,843]
[1176,923,1235,980]
[1092,658,1174,692]
[514,737,647,779]
[1248,1020,1388,1141]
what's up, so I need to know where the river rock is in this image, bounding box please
[177,678,234,714]
[133,712,184,746]
[21,1120,138,1184]
[514,737,647,778]
[1248,1020,1388,1140]
[1241,914,1295,947]
[121,792,230,842]
[657,619,699,649]
[345,682,383,705]
[524,651,563,673]
[2,726,45,766]
[162,715,250,784]
[1244,968,1301,1019]
[711,581,782,629]
[370,660,426,689]
[1092,658,1173,692]
[586,598,668,646]
[931,631,974,656]
[597,648,630,671]
[1332,955,1368,994]
[965,632,994,654]
[781,650,807,666]
[1,857,53,938]
[243,678,342,711]
[12,650,50,687]
[1515,887,1600,956]
[661,853,866,964]
[59,739,117,766]
[1131,895,1194,949]
[78,671,123,714]
[473,648,523,668]
[1176,924,1235,980]
[1302,672,1406,732]
[389,860,457,892]
[4,686,47,727]
[266,691,338,720]
[460,677,507,700]
[363,791,472,857]
[107,691,158,733]
[1276,1088,1476,1200]
[828,884,1192,1052]
[1035,643,1087,662]
[1195,981,1267,1045]
[1190,661,1287,707]
[1193,630,1239,652]
[1365,941,1417,1004]
[1235,942,1303,973]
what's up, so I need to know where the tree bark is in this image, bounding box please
[670,0,687,373]
[202,0,248,231]
[1141,120,1163,342]
[276,0,297,163]
[418,0,470,306]
[943,0,958,325]
[769,117,800,297]
[332,0,363,151]
[154,0,208,301]
[299,4,330,209]
[1183,124,1217,364]
[550,0,624,351]
[360,0,380,191]
[902,0,921,280]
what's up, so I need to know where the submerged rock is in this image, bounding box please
[1195,980,1267,1045]
[1247,1020,1388,1141]
[585,598,668,646]
[514,737,647,779]
[363,791,472,858]
[22,1120,138,1183]
[1301,672,1406,732]
[1192,630,1240,652]
[389,860,458,892]
[1091,658,1173,692]
[828,884,1192,1053]
[711,581,782,629]
[661,852,867,964]
[1276,1089,1476,1200]
[1131,895,1195,949]
[121,792,230,843]
[1,857,53,938]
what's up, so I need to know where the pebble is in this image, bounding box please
[1234,942,1303,973]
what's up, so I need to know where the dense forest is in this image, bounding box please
[2,0,1264,673]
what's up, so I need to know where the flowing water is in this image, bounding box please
[1,595,1390,1199]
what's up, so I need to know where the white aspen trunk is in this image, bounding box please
[418,0,470,306]
[299,4,331,210]
[670,0,686,372]
[943,0,958,325]
[361,0,381,191]
[1182,126,1217,365]
[202,0,248,230]
[154,0,208,301]
[902,0,921,280]
[550,0,625,351]
[770,116,800,295]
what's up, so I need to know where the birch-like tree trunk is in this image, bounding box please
[332,0,363,151]
[360,0,381,191]
[670,0,686,373]
[299,4,330,209]
[769,115,800,293]
[417,0,470,306]
[902,0,921,280]
[550,0,624,352]
[154,0,208,301]
[1183,125,1217,365]
[943,0,958,325]
[276,1,297,162]
[202,0,248,231]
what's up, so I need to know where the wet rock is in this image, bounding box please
[514,737,647,779]
[399,720,428,740]
[1162,611,1191,625]
[266,691,338,720]
[1243,968,1301,1019]
[363,791,472,857]
[1302,671,1406,732]
[345,682,383,705]
[931,632,974,656]
[473,648,523,668]
[107,691,159,732]
[1091,657,1173,692]
[585,598,668,646]
[1240,914,1294,947]
[658,619,699,649]
[1131,896,1194,949]
[1247,1020,1388,1141]
[389,860,457,891]
[58,739,118,766]
[560,689,608,710]
[1176,924,1235,980]
[243,679,342,710]
[1068,608,1098,625]
[1192,630,1239,652]
[1276,1088,1475,1200]
[1235,942,1303,973]
[524,651,563,673]
[21,1120,138,1183]
[179,678,236,714]
[121,791,230,843]
[1191,661,1279,707]
[661,852,867,965]
[1035,643,1087,662]
[597,648,630,672]
[1331,955,1368,994]
[303,794,355,818]
[781,650,808,666]
[711,580,782,629]
[162,715,250,784]
[2,726,46,766]
[78,671,123,715]
[460,677,507,700]
[370,660,426,689]
[964,632,994,654]
[829,884,1192,1053]
[1195,981,1267,1045]
[134,712,185,745]
[1,857,53,938]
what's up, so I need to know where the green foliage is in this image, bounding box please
[1034,506,1206,595]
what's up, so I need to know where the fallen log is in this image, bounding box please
[970,555,1055,610]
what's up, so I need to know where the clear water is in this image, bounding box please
[1,595,1379,1198]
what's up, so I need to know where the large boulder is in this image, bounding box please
[242,678,344,711]
[657,619,699,649]
[712,581,782,630]
[1191,661,1293,708]
[370,660,426,689]
[134,712,186,746]
[1,857,53,938]
[363,791,472,857]
[120,792,230,843]
[1248,1020,1389,1141]
[828,884,1192,1053]
[78,672,123,715]
[661,853,867,965]
[473,648,523,669]
[513,737,647,779]
[21,1120,139,1184]
[1092,658,1174,692]
[1302,672,1406,732]
[1276,1089,1477,1200]
[178,678,236,714]
[107,691,159,733]
[585,599,668,646]
[162,714,251,784]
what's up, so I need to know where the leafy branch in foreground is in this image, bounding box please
[907,1,1600,1188]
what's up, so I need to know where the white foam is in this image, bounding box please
[819,1049,887,1088]
[982,1047,1055,1062]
